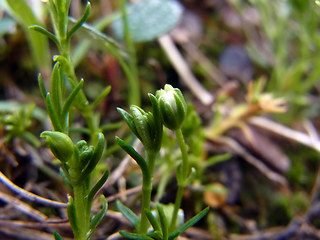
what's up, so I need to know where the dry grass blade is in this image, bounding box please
[214,136,288,187]
[0,225,73,240]
[0,171,66,208]
[0,191,47,221]
[249,117,320,152]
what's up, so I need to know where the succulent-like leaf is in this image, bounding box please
[116,200,140,230]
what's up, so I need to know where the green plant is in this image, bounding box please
[116,84,209,239]
[27,1,112,239]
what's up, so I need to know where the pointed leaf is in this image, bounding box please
[117,107,140,138]
[157,205,168,240]
[53,231,64,240]
[91,85,111,110]
[119,231,153,240]
[38,73,47,99]
[115,137,149,179]
[87,170,109,210]
[67,2,91,41]
[61,79,84,126]
[88,195,108,238]
[67,195,79,238]
[168,207,209,240]
[29,25,59,46]
[45,93,63,132]
[116,200,139,230]
[50,62,63,115]
[147,231,163,240]
[145,209,161,232]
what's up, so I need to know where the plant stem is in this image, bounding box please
[73,183,90,240]
[176,128,188,180]
[170,128,189,233]
[139,150,157,234]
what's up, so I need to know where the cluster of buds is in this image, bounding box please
[41,131,105,183]
[118,84,187,153]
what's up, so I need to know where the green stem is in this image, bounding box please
[73,183,90,240]
[170,128,189,233]
[139,150,157,234]
[169,185,184,233]
[175,128,189,180]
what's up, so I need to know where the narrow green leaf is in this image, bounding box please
[145,209,161,232]
[78,133,105,181]
[37,73,47,99]
[157,205,168,240]
[168,207,209,240]
[147,231,163,240]
[90,85,111,111]
[61,79,84,127]
[67,2,91,41]
[88,195,108,238]
[50,62,63,116]
[116,200,139,230]
[87,170,109,210]
[53,231,64,240]
[67,195,79,238]
[59,167,72,189]
[115,137,149,179]
[45,93,63,132]
[119,231,153,240]
[29,25,59,46]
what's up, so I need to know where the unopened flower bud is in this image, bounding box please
[41,131,74,163]
[117,94,162,153]
[156,84,187,130]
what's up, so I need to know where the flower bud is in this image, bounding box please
[156,84,187,130]
[41,131,74,163]
[117,94,162,153]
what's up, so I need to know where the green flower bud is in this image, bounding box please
[117,94,162,153]
[41,131,74,163]
[156,84,187,130]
